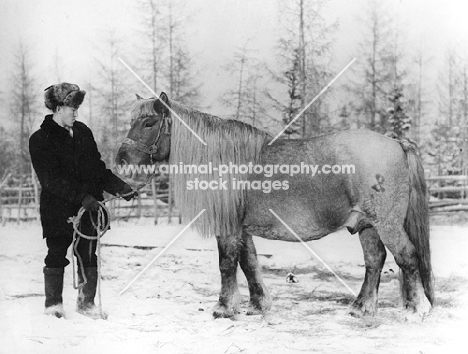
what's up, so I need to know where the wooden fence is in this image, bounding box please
[2,173,468,224]
[0,173,39,224]
[0,173,180,225]
[426,175,468,213]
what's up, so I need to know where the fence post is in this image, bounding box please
[0,172,11,225]
[137,189,142,219]
[109,198,115,221]
[168,175,173,224]
[17,175,23,225]
[151,178,158,225]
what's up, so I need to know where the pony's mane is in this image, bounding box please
[135,98,270,237]
[131,99,159,120]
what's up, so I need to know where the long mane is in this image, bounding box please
[164,100,270,237]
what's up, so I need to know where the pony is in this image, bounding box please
[116,93,434,319]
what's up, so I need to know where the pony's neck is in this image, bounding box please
[169,100,269,164]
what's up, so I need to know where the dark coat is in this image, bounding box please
[29,115,126,238]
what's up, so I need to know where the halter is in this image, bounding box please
[122,114,171,164]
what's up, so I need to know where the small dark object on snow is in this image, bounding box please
[286,273,298,283]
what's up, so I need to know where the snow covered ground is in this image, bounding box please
[1,219,467,354]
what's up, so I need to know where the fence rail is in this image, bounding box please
[0,173,180,225]
[2,174,468,223]
[427,174,468,213]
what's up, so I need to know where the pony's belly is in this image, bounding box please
[242,180,350,242]
[242,223,331,242]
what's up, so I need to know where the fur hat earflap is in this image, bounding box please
[44,82,86,111]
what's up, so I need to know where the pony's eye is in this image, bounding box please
[144,120,157,128]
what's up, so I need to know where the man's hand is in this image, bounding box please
[120,184,138,201]
[82,194,100,211]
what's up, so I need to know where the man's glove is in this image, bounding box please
[82,194,100,211]
[120,184,138,201]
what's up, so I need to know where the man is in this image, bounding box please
[29,83,137,319]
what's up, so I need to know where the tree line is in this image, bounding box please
[1,0,467,179]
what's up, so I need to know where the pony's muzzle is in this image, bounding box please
[115,155,134,179]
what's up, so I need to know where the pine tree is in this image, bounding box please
[266,48,303,138]
[386,86,411,140]
[268,0,336,138]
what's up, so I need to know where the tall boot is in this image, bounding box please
[44,267,66,318]
[76,267,106,319]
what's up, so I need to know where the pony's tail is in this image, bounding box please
[400,141,434,305]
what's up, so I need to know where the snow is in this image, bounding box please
[1,219,468,354]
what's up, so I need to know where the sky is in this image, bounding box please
[1,0,468,130]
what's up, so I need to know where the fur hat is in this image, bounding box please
[44,82,86,111]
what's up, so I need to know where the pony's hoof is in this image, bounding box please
[45,304,66,319]
[404,298,431,322]
[349,300,377,318]
[77,307,108,320]
[246,306,263,316]
[404,311,422,323]
[349,307,364,318]
[246,296,272,316]
[212,303,236,319]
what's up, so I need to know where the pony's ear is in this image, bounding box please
[159,92,169,103]
[154,92,170,116]
[135,94,144,100]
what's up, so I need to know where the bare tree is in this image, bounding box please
[268,0,336,138]
[460,57,468,173]
[348,0,393,132]
[136,0,165,91]
[244,63,269,128]
[136,0,200,106]
[0,126,17,177]
[460,60,468,127]
[219,43,269,127]
[220,44,250,120]
[163,0,200,105]
[94,30,133,165]
[406,44,433,147]
[429,47,464,175]
[439,48,458,127]
[52,48,63,83]
[10,41,39,175]
[171,46,201,105]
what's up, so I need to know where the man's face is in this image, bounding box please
[58,106,78,128]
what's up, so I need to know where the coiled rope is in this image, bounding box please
[67,187,144,319]
[68,201,110,319]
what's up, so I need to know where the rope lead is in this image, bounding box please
[68,201,111,319]
[67,186,145,318]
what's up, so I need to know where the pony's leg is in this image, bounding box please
[212,235,242,318]
[350,227,386,317]
[375,224,431,318]
[239,231,272,315]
